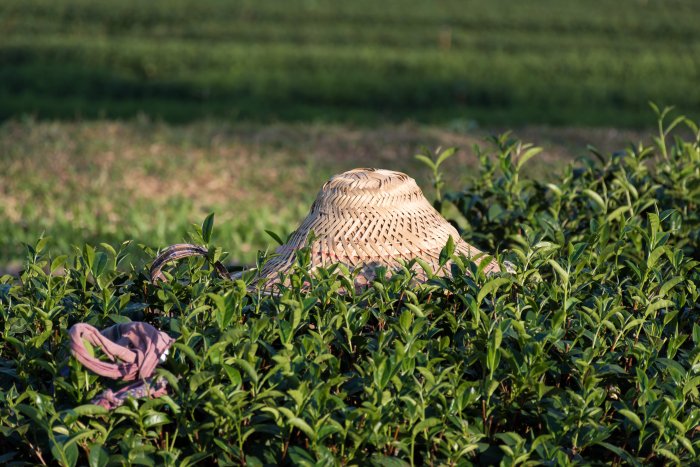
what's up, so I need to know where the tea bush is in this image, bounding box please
[1,109,699,465]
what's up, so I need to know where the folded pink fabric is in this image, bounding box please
[68,322,175,409]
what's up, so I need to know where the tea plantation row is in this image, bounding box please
[1,0,699,125]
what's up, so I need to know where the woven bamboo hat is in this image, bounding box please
[151,168,503,288]
[255,168,500,285]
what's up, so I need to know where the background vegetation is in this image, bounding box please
[1,0,699,126]
[1,111,698,465]
[2,0,699,268]
[0,117,649,270]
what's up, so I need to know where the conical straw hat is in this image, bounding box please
[150,168,503,289]
[255,168,501,286]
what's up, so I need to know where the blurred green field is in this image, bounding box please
[1,0,699,126]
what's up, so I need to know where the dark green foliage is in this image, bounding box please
[1,111,699,465]
[444,105,700,264]
[1,0,700,126]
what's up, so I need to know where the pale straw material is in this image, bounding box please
[255,168,501,287]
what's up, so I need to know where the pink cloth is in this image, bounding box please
[68,322,175,409]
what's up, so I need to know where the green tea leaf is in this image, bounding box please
[547,259,569,284]
[202,212,215,244]
[516,146,542,170]
[583,189,606,211]
[265,230,285,246]
[619,409,643,429]
[289,417,316,440]
[439,236,455,267]
[88,444,109,467]
[477,277,510,304]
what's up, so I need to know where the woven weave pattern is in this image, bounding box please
[258,168,500,285]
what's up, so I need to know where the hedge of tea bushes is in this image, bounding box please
[0,111,699,465]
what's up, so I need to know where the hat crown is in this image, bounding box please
[316,168,423,210]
